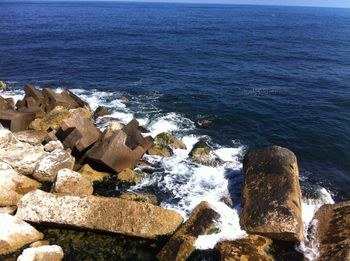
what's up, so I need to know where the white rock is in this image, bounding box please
[0,129,17,148]
[0,162,41,206]
[0,213,43,255]
[33,149,75,182]
[17,245,64,261]
[52,169,93,196]
[44,140,64,152]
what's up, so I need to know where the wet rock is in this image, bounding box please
[33,149,75,182]
[215,235,273,261]
[16,190,183,239]
[147,143,174,157]
[78,164,109,183]
[220,196,234,208]
[155,132,186,150]
[0,162,41,206]
[119,193,158,205]
[29,106,71,131]
[0,80,8,91]
[240,146,303,242]
[94,106,109,118]
[44,140,64,152]
[17,245,64,261]
[86,119,153,173]
[0,140,46,175]
[13,130,47,145]
[52,169,93,196]
[0,111,36,132]
[312,201,350,261]
[158,201,220,261]
[117,168,143,185]
[0,213,43,255]
[197,119,213,128]
[188,140,223,166]
[0,206,17,215]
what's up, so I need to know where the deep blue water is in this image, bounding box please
[0,1,350,200]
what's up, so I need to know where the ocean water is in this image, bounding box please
[1,1,350,259]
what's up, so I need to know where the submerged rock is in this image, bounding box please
[94,106,109,118]
[215,235,273,261]
[0,162,41,206]
[29,106,72,131]
[52,169,93,196]
[78,164,110,183]
[0,213,43,255]
[188,140,223,166]
[17,245,64,261]
[312,201,350,260]
[16,190,183,239]
[119,193,158,205]
[117,168,143,185]
[158,201,220,261]
[155,132,186,150]
[240,146,303,242]
[33,149,75,182]
[147,143,174,157]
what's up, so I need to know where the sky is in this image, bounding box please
[94,0,350,8]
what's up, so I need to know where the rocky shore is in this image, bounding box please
[0,84,349,260]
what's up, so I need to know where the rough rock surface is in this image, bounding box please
[119,193,158,205]
[16,190,183,239]
[44,140,64,152]
[78,164,109,183]
[0,162,41,206]
[52,169,93,196]
[0,206,17,215]
[0,213,43,255]
[313,201,350,261]
[215,235,273,261]
[117,168,142,185]
[17,245,64,261]
[0,129,17,148]
[13,130,47,145]
[147,143,174,157]
[240,146,303,242]
[0,139,46,176]
[158,201,220,261]
[29,240,50,248]
[94,106,109,118]
[155,132,186,150]
[188,141,223,166]
[29,106,71,131]
[33,149,75,182]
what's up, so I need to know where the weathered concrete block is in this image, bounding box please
[0,110,36,132]
[16,190,183,239]
[42,88,79,113]
[240,146,303,242]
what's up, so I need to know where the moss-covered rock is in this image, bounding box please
[0,81,8,91]
[188,141,223,166]
[119,193,158,205]
[117,168,143,185]
[78,164,110,183]
[155,132,186,150]
[29,106,71,131]
[147,144,173,157]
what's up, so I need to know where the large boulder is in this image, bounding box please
[14,130,48,145]
[93,106,109,119]
[0,213,43,255]
[16,190,183,239]
[33,149,75,182]
[188,141,223,166]
[158,201,220,261]
[147,143,173,157]
[240,146,303,242]
[17,245,64,261]
[155,132,186,150]
[29,106,72,131]
[52,169,93,196]
[215,235,273,261]
[312,201,350,260]
[0,162,41,206]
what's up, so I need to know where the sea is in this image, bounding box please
[0,1,349,260]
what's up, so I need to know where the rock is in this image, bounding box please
[0,80,8,91]
[0,140,46,176]
[29,106,71,131]
[0,110,37,132]
[220,196,234,208]
[78,164,109,183]
[44,140,64,152]
[29,240,50,248]
[0,162,41,206]
[312,201,350,260]
[0,95,13,110]
[69,106,93,120]
[119,193,158,205]
[94,106,109,118]
[215,235,273,261]
[155,132,186,150]
[106,122,125,132]
[0,213,43,255]
[42,88,80,113]
[158,201,220,261]
[52,169,93,196]
[0,206,17,215]
[16,190,183,239]
[197,119,213,128]
[117,168,142,185]
[240,146,303,242]
[14,130,48,145]
[188,141,223,166]
[147,143,174,157]
[0,129,17,148]
[33,149,75,182]
[86,119,153,173]
[17,245,64,261]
